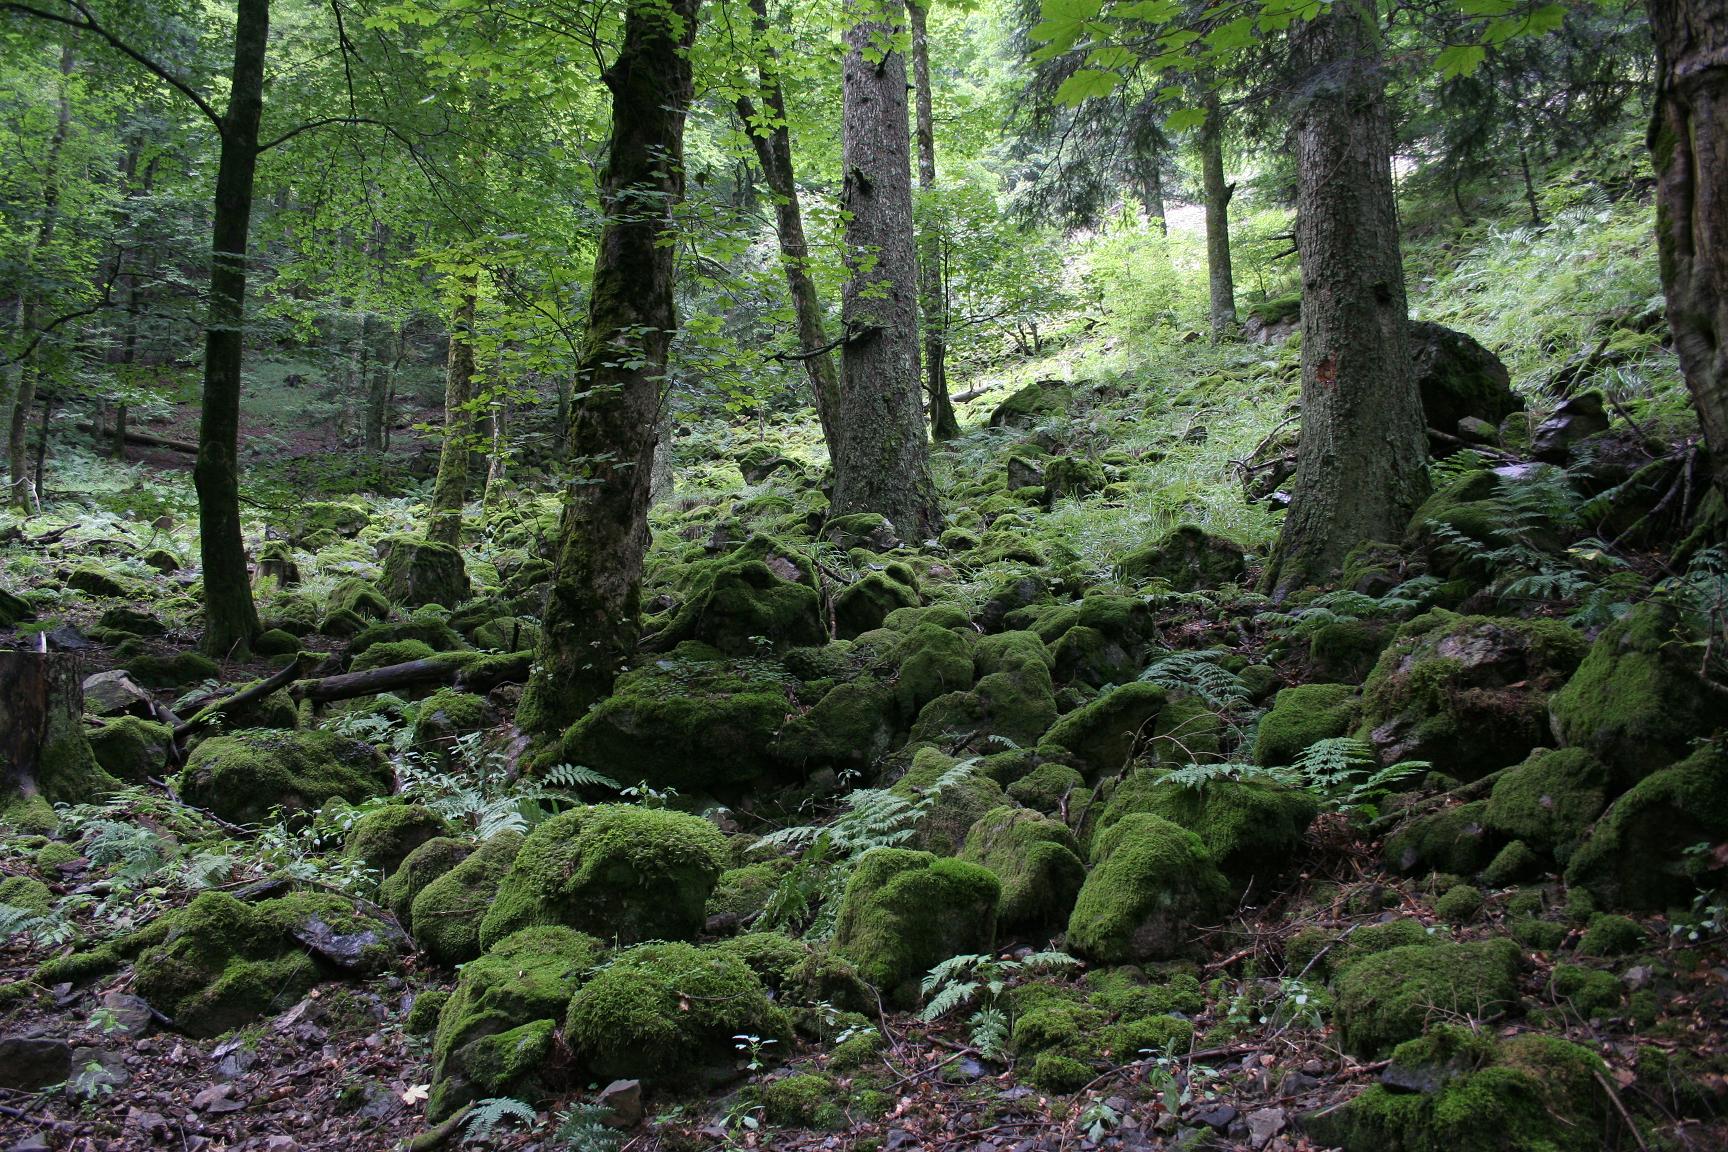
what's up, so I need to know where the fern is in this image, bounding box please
[553,1103,625,1152]
[920,950,1080,1023]
[1288,737,1379,791]
[0,903,44,944]
[465,1097,538,1141]
[1139,650,1250,712]
[542,763,624,792]
[1161,760,1293,792]
[968,1006,1011,1060]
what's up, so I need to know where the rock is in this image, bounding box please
[46,623,96,650]
[1333,939,1520,1057]
[1407,322,1520,451]
[1566,744,1728,910]
[344,803,454,875]
[378,536,470,608]
[736,446,793,484]
[647,535,826,655]
[987,379,1076,427]
[1455,415,1500,445]
[7,1136,52,1152]
[124,649,221,690]
[959,806,1086,932]
[1192,1103,1239,1131]
[1066,814,1229,964]
[126,1108,170,1137]
[1254,682,1358,767]
[82,670,154,716]
[1244,293,1301,344]
[1532,390,1610,462]
[177,728,393,824]
[0,1035,72,1091]
[834,569,921,639]
[409,832,523,966]
[101,991,156,1037]
[1246,1106,1287,1148]
[0,586,35,627]
[289,905,409,971]
[87,716,173,783]
[67,1046,128,1095]
[825,512,902,552]
[1043,456,1107,503]
[598,1079,643,1128]
[1117,525,1247,590]
[192,1082,244,1113]
[1007,454,1044,491]
[832,848,1000,1007]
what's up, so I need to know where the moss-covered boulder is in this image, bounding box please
[705,863,784,928]
[893,623,976,716]
[778,676,902,774]
[379,536,470,608]
[909,631,1058,751]
[427,926,604,1120]
[835,570,921,639]
[1043,456,1107,503]
[383,836,471,928]
[124,650,219,690]
[66,564,138,598]
[327,576,391,621]
[1093,770,1317,888]
[1549,601,1719,785]
[988,379,1075,427]
[1483,747,1609,865]
[1006,762,1088,815]
[177,729,391,825]
[1038,683,1168,778]
[959,806,1086,932]
[345,804,453,876]
[651,535,825,654]
[1332,938,1521,1057]
[86,716,172,784]
[293,501,370,545]
[1359,611,1586,779]
[348,615,466,663]
[1384,799,1505,877]
[1254,683,1358,767]
[1405,469,1513,571]
[409,689,491,758]
[1565,744,1728,910]
[0,875,53,914]
[832,848,999,1007]
[565,941,790,1079]
[893,746,1008,855]
[1066,814,1229,964]
[409,831,523,965]
[478,805,728,948]
[1409,321,1522,444]
[553,654,796,797]
[1303,1026,1608,1152]
[1117,525,1246,590]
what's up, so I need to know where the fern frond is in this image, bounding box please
[543,763,624,792]
[465,1096,537,1140]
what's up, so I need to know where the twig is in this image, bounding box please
[1595,1069,1652,1151]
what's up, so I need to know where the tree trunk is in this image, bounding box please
[521,0,700,740]
[194,0,268,658]
[1200,90,1238,341]
[832,0,941,539]
[0,652,109,816]
[1648,0,1728,508]
[737,0,843,458]
[1141,164,1168,234]
[484,392,510,508]
[1264,0,1428,595]
[428,281,478,546]
[8,41,73,510]
[910,0,959,442]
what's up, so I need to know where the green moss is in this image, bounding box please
[828,1026,885,1070]
[910,631,1058,751]
[1254,683,1358,767]
[405,989,450,1035]
[1578,913,1645,958]
[378,536,470,608]
[1509,916,1568,950]
[651,535,826,655]
[124,650,220,689]
[959,806,1085,932]
[1006,762,1086,814]
[779,676,902,774]
[1549,962,1621,1018]
[345,804,452,875]
[712,931,807,991]
[1027,1051,1095,1094]
[1333,919,1439,970]
[760,1072,846,1129]
[383,836,471,928]
[1333,938,1521,1057]
[706,862,784,926]
[1484,747,1609,865]
[1434,884,1483,922]
[835,571,921,639]
[66,564,139,597]
[1037,682,1166,777]
[177,729,392,825]
[1117,525,1245,591]
[1385,801,1503,877]
[892,747,1007,855]
[565,940,790,1079]
[0,875,53,914]
[1565,744,1728,910]
[410,831,522,966]
[478,805,728,949]
[1066,814,1229,964]
[832,848,1000,1007]
[86,716,172,784]
[1308,619,1391,682]
[327,577,390,621]
[1093,770,1316,888]
[893,624,975,715]
[1482,839,1543,886]
[409,689,490,755]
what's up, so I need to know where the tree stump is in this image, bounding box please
[0,650,114,827]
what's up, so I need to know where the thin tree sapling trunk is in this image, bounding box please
[910,0,958,442]
[428,280,479,547]
[1200,89,1238,341]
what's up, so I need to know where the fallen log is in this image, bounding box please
[175,654,312,740]
[291,650,532,704]
[75,421,198,454]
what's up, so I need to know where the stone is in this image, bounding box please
[192,1082,244,1113]
[598,1078,643,1128]
[1246,1106,1287,1148]
[1193,1103,1239,1132]
[1532,390,1610,463]
[101,991,155,1037]
[1407,322,1520,451]
[0,1035,72,1091]
[82,670,155,717]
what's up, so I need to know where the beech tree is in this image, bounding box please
[831,0,941,539]
[910,0,960,440]
[522,0,702,738]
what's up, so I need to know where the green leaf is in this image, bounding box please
[1435,43,1486,78]
[1055,69,1121,105]
[1165,106,1208,132]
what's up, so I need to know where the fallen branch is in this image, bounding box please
[176,654,311,740]
[292,651,531,704]
[75,421,197,454]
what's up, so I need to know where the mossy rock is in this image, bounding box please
[293,501,371,544]
[987,380,1075,427]
[1043,456,1107,503]
[1304,1026,1608,1152]
[1254,683,1358,767]
[378,536,470,608]
[1037,682,1167,778]
[410,689,492,757]
[97,605,164,637]
[1093,770,1317,889]
[889,746,1007,855]
[253,628,301,657]
[66,564,140,598]
[0,876,53,915]
[1066,814,1229,964]
[327,576,391,621]
[427,925,604,1121]
[410,832,523,965]
[479,805,727,948]
[832,848,1000,1007]
[1006,762,1087,815]
[345,804,453,876]
[1385,800,1505,877]
[1117,525,1246,590]
[124,650,220,690]
[1578,913,1645,958]
[1409,321,1522,440]
[383,836,472,929]
[651,535,826,654]
[835,571,921,640]
[1549,600,1720,786]
[86,716,172,784]
[909,631,1058,751]
[1565,744,1728,910]
[1359,611,1586,780]
[177,729,390,825]
[892,623,976,716]
[824,512,901,551]
[555,655,798,798]
[1332,938,1521,1057]
[778,676,902,775]
[1405,469,1513,568]
[959,806,1086,933]
[564,940,790,1080]
[1482,747,1608,865]
[759,1071,847,1129]
[0,585,37,625]
[1308,618,1392,682]
[1434,884,1484,922]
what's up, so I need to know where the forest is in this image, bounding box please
[0,0,1726,1148]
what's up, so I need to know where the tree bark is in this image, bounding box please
[1648,0,1728,507]
[737,0,843,457]
[428,280,478,546]
[1140,163,1168,234]
[8,41,73,510]
[910,0,958,442]
[833,0,941,539]
[0,652,107,812]
[484,391,510,508]
[1265,0,1428,595]
[1199,89,1238,341]
[521,0,700,739]
[194,0,268,657]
